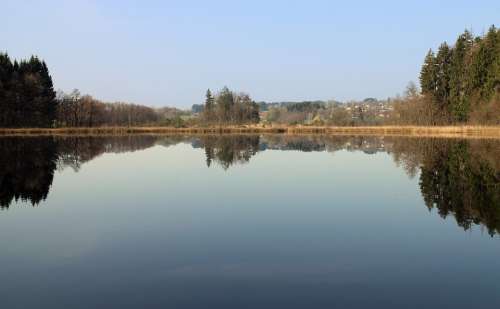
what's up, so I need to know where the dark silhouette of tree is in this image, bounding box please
[391,137,500,235]
[0,137,59,208]
[0,136,160,208]
[418,141,500,235]
[0,53,57,127]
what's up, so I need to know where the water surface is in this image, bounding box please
[1,135,499,309]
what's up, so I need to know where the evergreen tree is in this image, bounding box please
[203,88,215,122]
[0,53,57,127]
[420,49,437,95]
[434,42,452,112]
[449,30,473,121]
[418,25,499,124]
[482,25,499,102]
[0,53,14,126]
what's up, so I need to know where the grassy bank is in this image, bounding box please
[0,125,500,138]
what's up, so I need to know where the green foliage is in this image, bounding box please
[449,30,473,121]
[434,43,452,110]
[419,49,437,95]
[419,26,499,124]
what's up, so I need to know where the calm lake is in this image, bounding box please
[1,134,499,309]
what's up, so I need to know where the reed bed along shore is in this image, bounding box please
[0,125,499,139]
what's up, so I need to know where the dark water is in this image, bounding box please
[1,134,499,309]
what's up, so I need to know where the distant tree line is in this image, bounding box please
[202,87,260,124]
[56,89,159,127]
[0,54,184,128]
[264,100,388,126]
[0,53,57,127]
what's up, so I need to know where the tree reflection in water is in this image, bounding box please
[0,137,58,208]
[0,136,158,208]
[193,135,260,169]
[0,134,498,235]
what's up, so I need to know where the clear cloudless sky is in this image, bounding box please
[2,0,499,107]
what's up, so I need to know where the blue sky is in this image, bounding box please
[2,0,499,107]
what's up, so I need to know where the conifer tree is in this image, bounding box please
[418,25,499,124]
[203,89,215,122]
[449,30,473,121]
[482,25,499,102]
[0,53,57,127]
[434,42,452,112]
[420,49,437,95]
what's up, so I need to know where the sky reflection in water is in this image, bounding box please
[0,135,499,309]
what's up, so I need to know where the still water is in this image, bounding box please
[1,135,499,309]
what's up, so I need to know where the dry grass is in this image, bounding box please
[0,125,499,139]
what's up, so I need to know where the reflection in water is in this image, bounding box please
[192,135,260,169]
[0,135,499,235]
[0,136,157,208]
[0,137,58,208]
[417,140,499,235]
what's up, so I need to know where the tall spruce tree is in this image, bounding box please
[419,25,499,124]
[482,25,499,102]
[203,89,215,122]
[449,30,473,121]
[420,49,437,95]
[467,27,498,103]
[434,42,452,113]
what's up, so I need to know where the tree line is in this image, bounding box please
[0,54,170,128]
[394,25,499,125]
[0,53,57,127]
[421,25,499,123]
[2,24,498,129]
[56,89,159,127]
[202,87,260,124]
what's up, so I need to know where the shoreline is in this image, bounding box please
[0,125,499,139]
